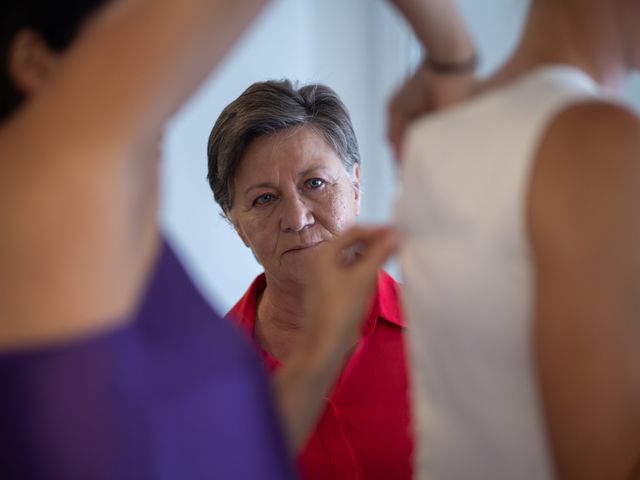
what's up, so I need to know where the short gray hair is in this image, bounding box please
[207,80,360,213]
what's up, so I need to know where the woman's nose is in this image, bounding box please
[280,195,314,232]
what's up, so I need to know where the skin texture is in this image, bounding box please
[230,126,360,287]
[229,126,360,360]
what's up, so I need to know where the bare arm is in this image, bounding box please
[273,227,398,451]
[386,0,476,159]
[14,0,269,153]
[529,102,640,479]
[389,0,474,63]
[0,0,269,347]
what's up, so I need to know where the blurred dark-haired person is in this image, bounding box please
[208,80,413,480]
[0,0,399,478]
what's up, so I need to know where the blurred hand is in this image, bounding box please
[388,64,476,161]
[303,227,398,356]
[273,226,398,451]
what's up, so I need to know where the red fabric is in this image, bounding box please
[227,271,413,480]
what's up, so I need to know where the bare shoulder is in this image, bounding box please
[536,100,640,173]
[529,100,640,251]
[528,100,640,479]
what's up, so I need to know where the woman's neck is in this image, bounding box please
[255,277,305,362]
[490,0,629,92]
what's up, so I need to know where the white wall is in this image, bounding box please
[160,0,640,313]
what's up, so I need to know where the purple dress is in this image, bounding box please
[0,240,295,480]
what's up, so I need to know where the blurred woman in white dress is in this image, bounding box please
[393,0,640,478]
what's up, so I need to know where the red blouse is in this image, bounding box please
[227,271,413,480]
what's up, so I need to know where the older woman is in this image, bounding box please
[207,80,412,480]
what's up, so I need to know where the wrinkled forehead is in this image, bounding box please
[234,126,350,185]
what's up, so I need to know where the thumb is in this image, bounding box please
[352,229,398,278]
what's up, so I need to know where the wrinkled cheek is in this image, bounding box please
[241,219,278,268]
[324,196,358,234]
[250,236,279,268]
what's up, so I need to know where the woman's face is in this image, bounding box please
[229,126,360,287]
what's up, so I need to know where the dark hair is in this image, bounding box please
[0,0,108,120]
[207,79,360,214]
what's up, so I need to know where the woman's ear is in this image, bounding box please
[352,163,361,216]
[8,29,60,96]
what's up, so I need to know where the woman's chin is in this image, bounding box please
[274,254,317,286]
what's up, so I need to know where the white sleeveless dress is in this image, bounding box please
[396,66,600,480]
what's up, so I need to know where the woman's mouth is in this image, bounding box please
[283,241,324,255]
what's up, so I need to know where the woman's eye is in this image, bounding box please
[305,178,325,189]
[254,193,274,206]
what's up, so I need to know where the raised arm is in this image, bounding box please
[274,227,398,451]
[0,0,270,348]
[11,0,269,152]
[386,0,476,159]
[389,0,474,63]
[529,101,640,479]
